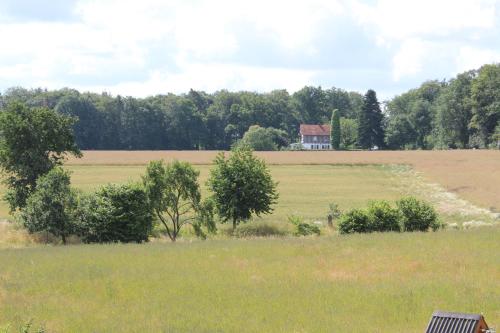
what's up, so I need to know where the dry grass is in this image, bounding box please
[1,227,499,332]
[68,150,500,211]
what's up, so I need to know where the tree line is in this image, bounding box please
[0,63,498,150]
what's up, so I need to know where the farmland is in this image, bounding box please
[0,164,406,224]
[1,150,499,332]
[67,150,500,211]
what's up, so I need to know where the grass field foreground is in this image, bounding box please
[0,227,499,332]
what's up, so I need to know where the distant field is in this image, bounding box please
[1,227,499,332]
[0,165,406,223]
[67,150,500,211]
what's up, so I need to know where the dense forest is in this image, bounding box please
[0,63,498,150]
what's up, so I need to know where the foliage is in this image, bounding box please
[228,221,289,238]
[326,203,342,227]
[75,183,153,243]
[1,64,498,152]
[366,200,401,232]
[338,209,371,234]
[0,102,81,211]
[396,196,441,232]
[20,168,77,244]
[287,215,320,236]
[330,109,340,149]
[207,147,279,230]
[434,72,474,148]
[470,64,500,147]
[142,160,215,241]
[357,89,384,149]
[339,197,440,234]
[234,125,278,151]
[339,117,358,149]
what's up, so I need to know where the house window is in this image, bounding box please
[313,136,317,142]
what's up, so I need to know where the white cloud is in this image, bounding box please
[456,46,500,72]
[0,0,499,96]
[77,63,317,97]
[392,38,427,81]
[352,0,497,40]
[351,0,499,82]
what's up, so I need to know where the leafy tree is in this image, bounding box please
[55,94,103,149]
[20,168,77,244]
[366,200,401,232]
[208,147,278,230]
[338,209,371,234]
[384,114,415,149]
[396,197,440,232]
[330,109,340,149]
[235,125,277,151]
[434,71,474,148]
[0,103,81,211]
[143,160,215,241]
[339,117,358,149]
[292,86,327,124]
[357,90,384,149]
[470,64,500,146]
[75,183,153,243]
[235,125,289,151]
[410,99,433,149]
[492,123,500,149]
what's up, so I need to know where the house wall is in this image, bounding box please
[301,135,331,150]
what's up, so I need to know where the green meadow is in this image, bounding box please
[0,164,406,223]
[1,228,499,332]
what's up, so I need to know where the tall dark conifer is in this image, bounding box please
[357,89,384,149]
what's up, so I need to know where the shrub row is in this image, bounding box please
[338,197,441,234]
[75,184,153,243]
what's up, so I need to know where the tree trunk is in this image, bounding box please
[233,218,236,231]
[61,233,66,245]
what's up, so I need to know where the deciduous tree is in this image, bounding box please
[207,147,278,230]
[0,102,81,211]
[20,168,77,244]
[143,160,215,241]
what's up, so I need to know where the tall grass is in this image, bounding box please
[1,227,499,332]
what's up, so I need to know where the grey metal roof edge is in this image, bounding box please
[432,311,483,321]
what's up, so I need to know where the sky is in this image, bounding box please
[0,0,499,100]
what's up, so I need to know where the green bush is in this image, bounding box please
[20,168,77,244]
[396,196,440,232]
[338,209,371,234]
[367,200,401,232]
[339,209,372,234]
[75,183,153,243]
[229,221,289,238]
[288,215,321,236]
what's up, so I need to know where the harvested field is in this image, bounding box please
[68,150,500,211]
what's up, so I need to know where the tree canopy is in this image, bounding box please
[207,148,279,230]
[143,160,215,241]
[1,63,498,151]
[0,102,81,211]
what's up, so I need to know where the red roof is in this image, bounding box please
[300,124,330,136]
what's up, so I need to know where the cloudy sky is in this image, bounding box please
[0,0,499,99]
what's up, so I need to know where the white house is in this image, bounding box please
[299,124,331,150]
